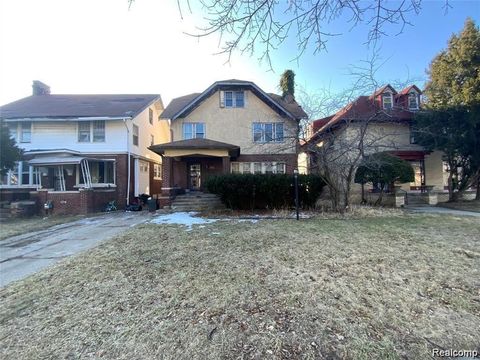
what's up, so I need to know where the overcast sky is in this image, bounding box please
[0,0,479,108]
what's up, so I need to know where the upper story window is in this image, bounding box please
[183,122,205,139]
[253,122,284,143]
[150,134,155,146]
[78,121,105,142]
[408,92,419,110]
[20,122,31,143]
[78,122,91,142]
[149,108,153,124]
[382,93,393,110]
[222,91,245,108]
[92,121,105,142]
[132,124,139,146]
[7,123,18,141]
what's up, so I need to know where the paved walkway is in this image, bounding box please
[0,212,150,287]
[405,206,480,217]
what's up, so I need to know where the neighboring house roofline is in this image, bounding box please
[161,79,307,121]
[304,84,422,147]
[0,94,162,120]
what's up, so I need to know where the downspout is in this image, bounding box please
[123,118,131,206]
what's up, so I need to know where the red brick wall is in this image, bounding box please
[30,189,118,216]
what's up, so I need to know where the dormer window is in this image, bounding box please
[408,92,419,110]
[382,92,393,110]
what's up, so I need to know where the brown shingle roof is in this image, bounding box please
[0,94,161,119]
[149,138,240,157]
[160,93,200,119]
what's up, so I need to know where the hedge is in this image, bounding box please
[204,174,325,210]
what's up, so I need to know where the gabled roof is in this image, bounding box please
[397,85,422,96]
[0,94,161,120]
[160,80,307,121]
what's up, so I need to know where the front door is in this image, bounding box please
[189,164,201,190]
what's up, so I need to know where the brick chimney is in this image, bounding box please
[32,80,50,96]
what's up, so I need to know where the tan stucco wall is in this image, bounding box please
[425,150,445,190]
[170,90,298,155]
[345,122,424,153]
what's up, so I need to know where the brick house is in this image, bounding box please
[300,84,449,197]
[0,81,169,214]
[149,79,307,206]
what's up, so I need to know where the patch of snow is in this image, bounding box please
[150,212,218,230]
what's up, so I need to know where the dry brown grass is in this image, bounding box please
[1,213,479,359]
[0,214,94,241]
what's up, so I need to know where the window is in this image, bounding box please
[183,122,205,139]
[150,134,155,146]
[78,122,91,142]
[230,162,287,174]
[223,91,245,108]
[20,122,31,143]
[252,123,284,142]
[408,92,418,110]
[139,161,149,172]
[8,123,17,141]
[153,163,162,179]
[132,124,139,146]
[231,162,240,174]
[78,121,105,142]
[382,93,393,110]
[149,108,153,124]
[92,121,105,142]
[225,91,233,107]
[235,91,244,107]
[82,161,115,184]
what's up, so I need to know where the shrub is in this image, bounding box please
[205,174,325,210]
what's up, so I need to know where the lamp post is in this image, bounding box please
[294,169,299,221]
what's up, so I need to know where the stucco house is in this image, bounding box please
[149,79,307,206]
[0,81,169,214]
[301,84,449,202]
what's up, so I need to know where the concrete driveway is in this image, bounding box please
[0,212,150,287]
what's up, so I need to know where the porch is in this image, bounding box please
[149,138,240,204]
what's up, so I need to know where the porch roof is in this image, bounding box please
[149,138,240,157]
[28,156,114,166]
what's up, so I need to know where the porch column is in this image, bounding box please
[222,156,230,174]
[161,156,174,195]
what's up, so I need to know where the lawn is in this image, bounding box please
[0,212,479,359]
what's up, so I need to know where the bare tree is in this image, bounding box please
[152,0,451,67]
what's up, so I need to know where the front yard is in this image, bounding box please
[1,212,479,359]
